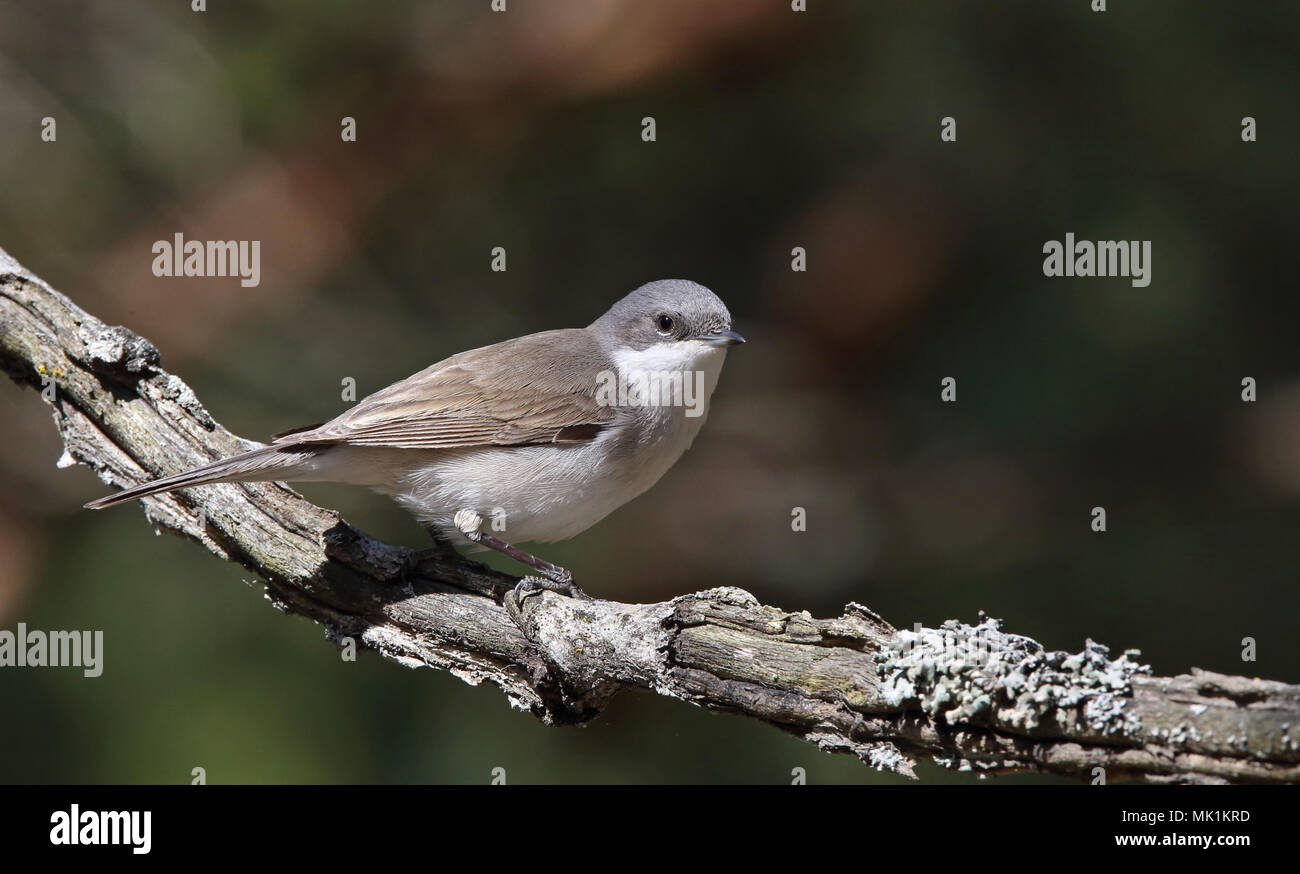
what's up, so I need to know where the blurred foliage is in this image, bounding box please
[0,1,1297,783]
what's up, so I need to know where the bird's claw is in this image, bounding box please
[504,573,591,629]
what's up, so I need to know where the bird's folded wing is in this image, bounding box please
[275,329,616,450]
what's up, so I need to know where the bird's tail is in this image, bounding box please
[84,444,320,510]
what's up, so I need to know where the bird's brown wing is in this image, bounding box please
[276,329,616,450]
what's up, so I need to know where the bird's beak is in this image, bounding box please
[701,329,746,347]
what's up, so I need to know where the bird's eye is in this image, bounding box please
[655,314,675,334]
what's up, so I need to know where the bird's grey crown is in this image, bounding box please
[589,279,732,351]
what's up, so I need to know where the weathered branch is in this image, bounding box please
[2,245,1297,784]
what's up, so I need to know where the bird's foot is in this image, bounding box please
[395,546,444,587]
[453,508,591,630]
[503,572,591,630]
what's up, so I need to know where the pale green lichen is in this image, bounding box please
[876,614,1151,748]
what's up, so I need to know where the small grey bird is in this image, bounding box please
[86,279,743,610]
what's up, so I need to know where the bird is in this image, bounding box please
[85,279,744,613]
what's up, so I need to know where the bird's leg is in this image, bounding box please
[392,527,463,587]
[384,524,506,601]
[422,526,463,560]
[453,510,591,615]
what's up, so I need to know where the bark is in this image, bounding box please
[2,245,1297,784]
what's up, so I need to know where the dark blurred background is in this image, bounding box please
[0,0,1297,784]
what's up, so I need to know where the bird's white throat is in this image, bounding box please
[603,340,727,419]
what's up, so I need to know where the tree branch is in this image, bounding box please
[3,245,1297,784]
